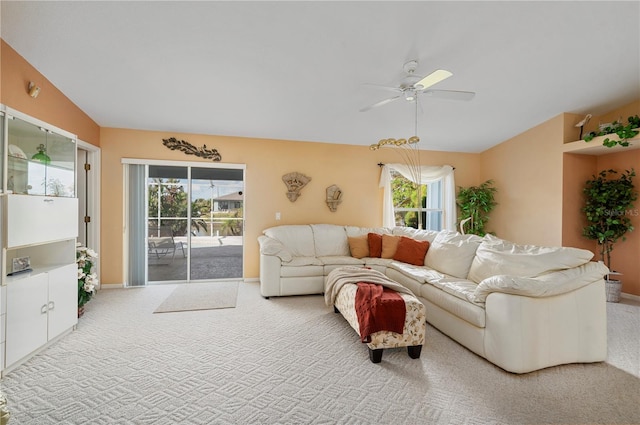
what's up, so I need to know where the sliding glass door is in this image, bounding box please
[189,167,244,280]
[125,160,244,285]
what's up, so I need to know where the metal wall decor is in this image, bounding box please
[282,172,311,202]
[326,184,343,212]
[162,137,222,161]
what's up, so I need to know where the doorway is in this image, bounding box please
[142,163,244,283]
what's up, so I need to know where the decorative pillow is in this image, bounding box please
[425,230,483,279]
[393,236,430,266]
[381,234,401,259]
[347,235,369,259]
[467,234,594,283]
[368,233,383,258]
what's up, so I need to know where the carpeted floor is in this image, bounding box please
[2,282,639,424]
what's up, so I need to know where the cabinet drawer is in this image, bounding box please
[6,195,78,247]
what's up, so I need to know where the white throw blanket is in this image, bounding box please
[324,266,415,307]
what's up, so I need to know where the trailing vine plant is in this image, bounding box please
[583,115,640,148]
[456,180,498,236]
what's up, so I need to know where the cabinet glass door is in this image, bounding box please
[7,116,75,197]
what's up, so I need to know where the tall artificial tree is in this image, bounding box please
[582,169,637,271]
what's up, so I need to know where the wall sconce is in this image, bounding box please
[28,82,41,98]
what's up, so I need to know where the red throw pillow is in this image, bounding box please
[367,233,383,258]
[393,236,430,266]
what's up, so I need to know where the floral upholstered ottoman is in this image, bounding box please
[327,268,427,363]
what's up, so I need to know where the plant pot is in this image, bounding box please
[605,279,622,303]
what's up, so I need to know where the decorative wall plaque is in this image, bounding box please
[282,172,311,202]
[326,184,343,212]
[162,137,222,161]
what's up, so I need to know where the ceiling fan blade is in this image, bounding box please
[359,95,403,112]
[415,69,452,90]
[422,89,475,101]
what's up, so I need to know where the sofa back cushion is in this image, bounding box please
[392,226,439,243]
[311,224,350,257]
[467,234,594,283]
[425,230,483,279]
[263,225,316,257]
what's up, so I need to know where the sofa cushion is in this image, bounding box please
[347,235,369,258]
[425,230,482,279]
[468,234,595,283]
[420,284,486,328]
[393,236,430,266]
[264,225,316,257]
[381,234,401,259]
[284,257,323,267]
[345,226,392,237]
[311,224,350,257]
[318,256,365,266]
[368,233,383,258]
[392,226,439,243]
[281,264,324,277]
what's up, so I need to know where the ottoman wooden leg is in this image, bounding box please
[369,348,383,363]
[407,345,422,359]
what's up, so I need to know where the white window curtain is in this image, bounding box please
[379,164,456,231]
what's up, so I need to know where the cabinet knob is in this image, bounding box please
[48,301,55,310]
[41,304,48,314]
[43,198,54,203]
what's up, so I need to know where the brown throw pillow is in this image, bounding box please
[393,236,430,266]
[368,233,383,258]
[348,235,370,259]
[381,234,401,259]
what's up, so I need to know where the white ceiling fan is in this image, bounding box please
[360,60,475,112]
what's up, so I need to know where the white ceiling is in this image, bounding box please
[1,1,639,153]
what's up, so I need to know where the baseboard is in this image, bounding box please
[243,278,259,283]
[100,283,124,289]
[620,292,640,302]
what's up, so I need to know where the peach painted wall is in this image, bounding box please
[100,127,480,284]
[0,40,100,145]
[561,153,597,252]
[479,115,566,246]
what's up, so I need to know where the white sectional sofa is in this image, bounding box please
[258,224,609,374]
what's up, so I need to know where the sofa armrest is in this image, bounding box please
[258,235,292,262]
[471,261,608,303]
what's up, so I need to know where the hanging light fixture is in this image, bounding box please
[370,92,424,229]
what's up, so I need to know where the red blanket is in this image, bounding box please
[355,282,406,343]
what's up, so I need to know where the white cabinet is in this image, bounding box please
[6,195,78,247]
[4,264,77,369]
[0,107,79,375]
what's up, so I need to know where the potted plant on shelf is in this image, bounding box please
[583,115,640,148]
[456,180,498,236]
[582,169,637,302]
[77,244,99,316]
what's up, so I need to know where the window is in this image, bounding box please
[391,171,443,231]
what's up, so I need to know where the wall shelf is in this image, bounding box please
[563,132,640,155]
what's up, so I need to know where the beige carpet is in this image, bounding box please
[3,282,639,424]
[153,281,238,313]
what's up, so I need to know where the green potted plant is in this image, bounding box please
[584,115,640,148]
[457,180,498,236]
[582,169,637,302]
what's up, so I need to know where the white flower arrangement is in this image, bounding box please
[77,244,98,308]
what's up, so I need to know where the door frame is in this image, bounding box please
[77,140,101,288]
[122,158,246,285]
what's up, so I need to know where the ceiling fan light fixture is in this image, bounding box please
[405,90,416,101]
[415,69,453,90]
